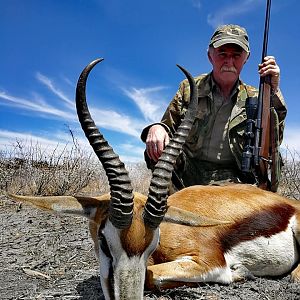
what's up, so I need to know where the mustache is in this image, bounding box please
[221,66,237,73]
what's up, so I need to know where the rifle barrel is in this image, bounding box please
[261,0,272,63]
[254,0,272,166]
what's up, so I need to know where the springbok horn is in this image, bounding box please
[76,58,134,229]
[143,65,198,229]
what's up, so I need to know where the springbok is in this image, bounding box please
[9,59,300,300]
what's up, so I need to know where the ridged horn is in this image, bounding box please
[76,58,134,229]
[143,65,198,229]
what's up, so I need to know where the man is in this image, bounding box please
[141,24,287,190]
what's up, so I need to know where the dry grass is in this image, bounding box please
[0,139,103,196]
[0,139,151,197]
[0,139,299,199]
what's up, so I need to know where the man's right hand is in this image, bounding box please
[146,124,170,162]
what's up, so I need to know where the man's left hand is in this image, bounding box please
[258,56,280,93]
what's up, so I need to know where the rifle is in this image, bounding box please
[241,0,281,192]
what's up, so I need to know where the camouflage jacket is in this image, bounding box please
[141,72,287,172]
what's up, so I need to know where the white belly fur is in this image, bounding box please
[225,216,299,277]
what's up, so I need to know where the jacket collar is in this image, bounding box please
[197,72,242,99]
[196,72,254,126]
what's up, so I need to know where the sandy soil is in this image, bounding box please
[1,195,299,300]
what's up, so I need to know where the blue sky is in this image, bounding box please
[1,0,299,162]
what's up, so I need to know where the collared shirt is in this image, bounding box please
[200,76,237,164]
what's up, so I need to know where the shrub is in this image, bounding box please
[1,139,299,200]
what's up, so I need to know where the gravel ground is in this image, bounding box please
[1,195,299,300]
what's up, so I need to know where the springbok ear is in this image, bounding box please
[7,193,110,220]
[164,206,231,227]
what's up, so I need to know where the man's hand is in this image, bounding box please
[259,56,280,93]
[146,124,170,162]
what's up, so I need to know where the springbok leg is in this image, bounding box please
[146,259,232,290]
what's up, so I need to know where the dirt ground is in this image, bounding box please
[1,195,300,300]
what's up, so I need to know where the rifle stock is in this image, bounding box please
[255,78,272,190]
[259,81,271,158]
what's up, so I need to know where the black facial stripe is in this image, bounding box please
[99,231,113,259]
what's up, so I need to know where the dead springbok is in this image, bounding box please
[9,59,300,300]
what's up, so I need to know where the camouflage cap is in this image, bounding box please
[209,24,250,52]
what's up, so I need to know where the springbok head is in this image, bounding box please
[78,58,198,299]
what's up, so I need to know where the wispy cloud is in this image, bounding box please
[207,0,263,28]
[0,89,146,139]
[91,107,145,138]
[0,90,75,120]
[0,68,167,162]
[190,0,202,10]
[0,69,153,163]
[61,75,75,88]
[104,65,169,122]
[122,86,168,122]
[36,72,74,108]
[0,70,152,138]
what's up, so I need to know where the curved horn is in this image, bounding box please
[76,58,134,229]
[143,65,198,229]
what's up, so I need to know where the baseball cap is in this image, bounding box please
[209,24,250,52]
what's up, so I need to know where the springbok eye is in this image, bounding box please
[99,232,112,259]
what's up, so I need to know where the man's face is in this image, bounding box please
[208,44,249,85]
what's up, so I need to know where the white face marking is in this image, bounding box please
[225,216,299,277]
[113,254,146,300]
[98,220,160,300]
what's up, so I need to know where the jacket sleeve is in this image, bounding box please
[272,88,287,144]
[160,81,188,136]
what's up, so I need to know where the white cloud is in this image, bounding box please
[207,0,263,28]
[0,89,145,138]
[0,68,167,163]
[90,107,145,138]
[36,72,74,108]
[191,0,202,10]
[101,65,169,122]
[122,86,168,122]
[0,90,75,120]
[0,75,148,139]
[61,76,75,88]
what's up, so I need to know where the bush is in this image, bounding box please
[278,149,300,199]
[0,139,107,196]
[1,139,299,200]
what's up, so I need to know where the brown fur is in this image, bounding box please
[220,203,296,252]
[120,196,155,257]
